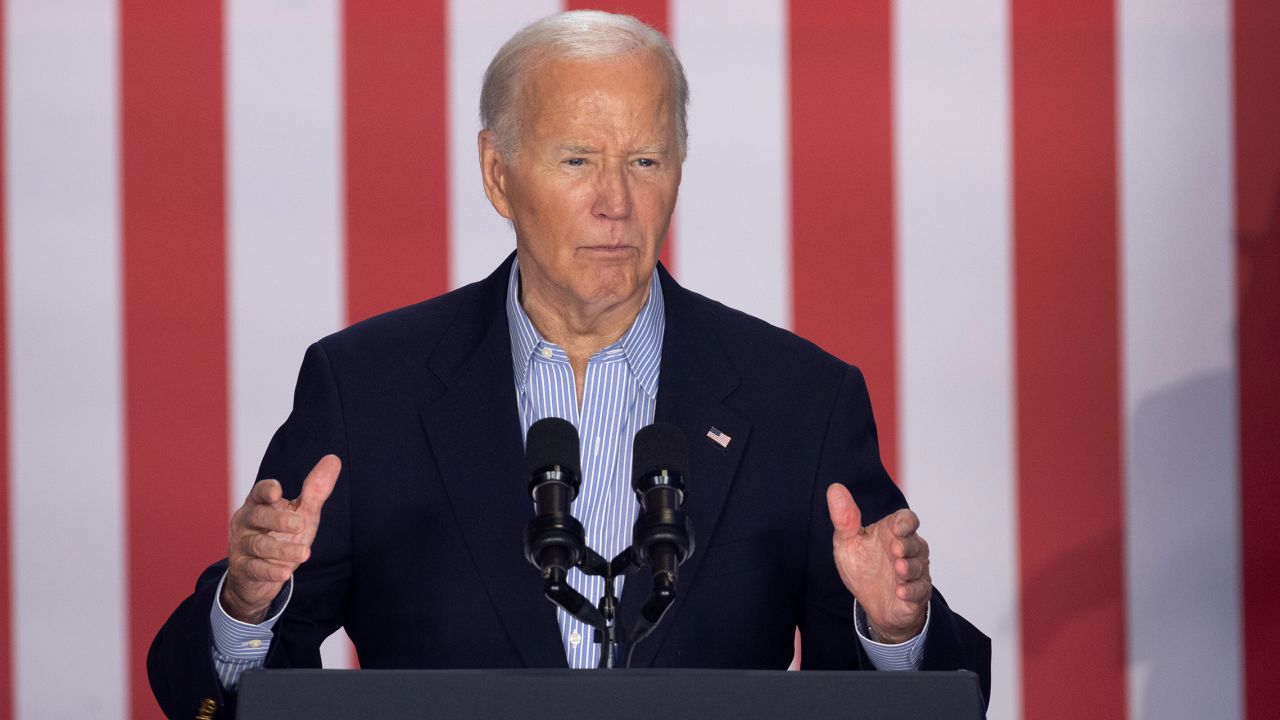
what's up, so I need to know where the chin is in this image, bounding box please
[581,275,644,305]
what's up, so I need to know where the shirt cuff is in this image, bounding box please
[853,599,930,671]
[209,569,292,661]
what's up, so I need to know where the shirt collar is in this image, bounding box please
[506,255,664,398]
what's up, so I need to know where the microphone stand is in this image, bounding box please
[539,543,680,669]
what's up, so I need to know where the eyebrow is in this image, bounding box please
[554,144,668,155]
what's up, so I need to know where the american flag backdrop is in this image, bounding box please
[1,0,1276,718]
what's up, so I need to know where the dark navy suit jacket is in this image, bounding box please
[148,255,991,718]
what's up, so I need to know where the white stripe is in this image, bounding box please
[892,2,1019,718]
[670,0,791,329]
[227,0,349,669]
[5,1,125,717]
[1118,2,1241,718]
[447,0,560,288]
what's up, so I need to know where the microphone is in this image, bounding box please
[522,417,586,579]
[630,423,696,587]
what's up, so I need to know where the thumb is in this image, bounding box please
[296,454,342,517]
[826,483,863,533]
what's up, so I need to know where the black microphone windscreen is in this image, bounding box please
[526,417,581,475]
[632,422,689,482]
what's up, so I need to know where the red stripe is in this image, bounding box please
[344,0,450,323]
[121,3,228,717]
[1234,0,1280,716]
[342,0,450,667]
[566,1,675,274]
[789,0,898,480]
[0,2,11,714]
[1012,2,1126,718]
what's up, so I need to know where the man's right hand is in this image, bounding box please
[221,454,342,624]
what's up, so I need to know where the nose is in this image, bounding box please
[591,162,632,220]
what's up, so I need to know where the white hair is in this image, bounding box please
[480,10,689,160]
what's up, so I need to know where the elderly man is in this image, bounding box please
[149,10,990,718]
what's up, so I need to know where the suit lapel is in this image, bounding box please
[417,257,567,668]
[619,268,752,667]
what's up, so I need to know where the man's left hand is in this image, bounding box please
[826,484,930,644]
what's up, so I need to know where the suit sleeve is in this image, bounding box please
[147,341,353,719]
[798,366,992,705]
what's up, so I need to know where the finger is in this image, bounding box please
[825,484,863,533]
[239,532,311,565]
[232,555,295,584]
[247,478,284,505]
[242,504,305,534]
[238,536,308,567]
[892,534,923,559]
[296,454,342,517]
[894,556,927,582]
[891,509,920,538]
[896,578,932,604]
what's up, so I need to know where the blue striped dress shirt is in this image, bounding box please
[208,257,926,687]
[506,258,664,669]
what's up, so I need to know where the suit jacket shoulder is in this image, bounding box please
[656,268,860,439]
[659,268,849,378]
[316,256,512,389]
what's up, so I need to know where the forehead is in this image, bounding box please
[519,52,673,140]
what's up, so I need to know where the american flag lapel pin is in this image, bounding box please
[705,426,732,449]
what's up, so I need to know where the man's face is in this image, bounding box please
[480,51,681,319]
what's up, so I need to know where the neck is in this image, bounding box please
[520,282,648,365]
[518,271,650,410]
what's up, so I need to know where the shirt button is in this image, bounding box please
[539,347,553,359]
[246,639,262,649]
[569,630,582,647]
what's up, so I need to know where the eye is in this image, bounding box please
[635,158,657,168]
[564,157,586,167]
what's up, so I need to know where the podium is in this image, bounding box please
[237,668,986,719]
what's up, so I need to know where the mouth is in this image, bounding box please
[579,244,637,256]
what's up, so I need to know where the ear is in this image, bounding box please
[478,130,514,220]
